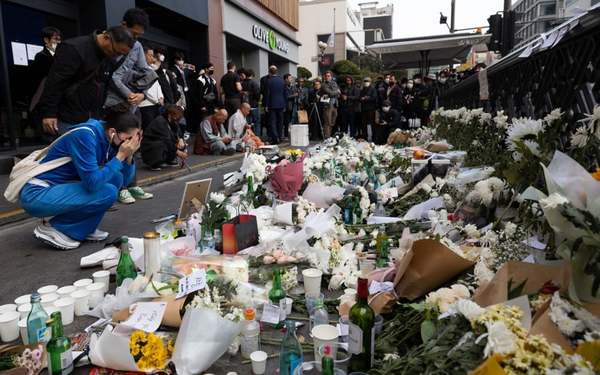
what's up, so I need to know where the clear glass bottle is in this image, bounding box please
[240,307,260,359]
[116,236,137,286]
[310,300,329,331]
[375,225,390,268]
[46,312,73,375]
[26,292,49,345]
[374,197,386,217]
[279,320,303,375]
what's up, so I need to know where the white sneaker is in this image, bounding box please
[119,189,136,204]
[85,229,109,242]
[34,223,81,250]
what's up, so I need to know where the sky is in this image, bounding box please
[347,0,515,39]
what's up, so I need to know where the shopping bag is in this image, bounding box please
[222,214,259,255]
[297,109,309,124]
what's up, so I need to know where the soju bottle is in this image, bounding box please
[116,236,137,286]
[268,267,286,327]
[47,312,73,375]
[321,344,335,375]
[348,277,375,372]
[375,225,390,268]
[27,292,50,344]
[279,320,303,375]
[247,175,254,195]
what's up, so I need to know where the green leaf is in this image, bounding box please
[409,302,426,312]
[420,320,436,343]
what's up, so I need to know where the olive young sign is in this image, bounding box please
[252,24,289,54]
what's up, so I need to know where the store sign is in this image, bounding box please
[252,24,289,54]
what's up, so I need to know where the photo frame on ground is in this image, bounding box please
[178,178,212,219]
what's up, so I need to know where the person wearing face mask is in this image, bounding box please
[359,77,377,140]
[340,76,360,137]
[138,46,164,130]
[38,26,135,136]
[155,51,181,106]
[402,79,416,124]
[194,62,219,120]
[376,74,390,108]
[17,105,141,250]
[387,74,402,111]
[374,99,402,144]
[29,27,61,116]
[141,104,188,170]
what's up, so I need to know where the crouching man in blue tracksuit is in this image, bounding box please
[19,107,141,250]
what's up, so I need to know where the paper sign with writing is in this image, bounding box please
[176,269,207,299]
[261,303,282,325]
[122,302,167,332]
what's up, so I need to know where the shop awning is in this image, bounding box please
[366,32,490,72]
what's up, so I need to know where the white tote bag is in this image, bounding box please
[4,127,94,203]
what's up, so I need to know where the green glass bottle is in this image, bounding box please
[279,320,303,375]
[268,267,286,327]
[116,236,137,287]
[27,292,49,345]
[321,344,335,375]
[46,312,73,375]
[375,225,390,268]
[348,277,376,372]
[247,175,255,195]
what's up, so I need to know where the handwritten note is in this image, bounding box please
[176,269,207,298]
[122,302,167,332]
[261,303,282,325]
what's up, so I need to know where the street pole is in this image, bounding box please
[450,0,456,33]
[504,0,511,12]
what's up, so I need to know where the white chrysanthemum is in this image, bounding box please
[504,222,517,237]
[456,299,485,322]
[450,284,470,299]
[506,117,545,151]
[578,105,600,139]
[484,322,517,357]
[544,108,563,123]
[571,127,590,149]
[523,139,542,157]
[540,192,569,209]
[383,353,400,362]
[464,224,480,239]
[494,111,509,129]
[474,261,495,285]
[210,192,226,205]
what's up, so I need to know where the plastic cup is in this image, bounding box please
[54,297,75,326]
[14,294,31,307]
[41,293,59,309]
[37,285,58,295]
[57,286,77,297]
[85,283,105,309]
[374,315,384,335]
[17,304,31,320]
[0,311,20,342]
[302,268,323,298]
[282,297,293,315]
[337,315,349,343]
[71,290,90,316]
[305,293,325,316]
[18,319,28,345]
[311,324,339,363]
[0,304,17,315]
[73,279,93,290]
[92,270,110,293]
[250,350,267,374]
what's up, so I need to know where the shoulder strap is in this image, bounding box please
[38,126,96,161]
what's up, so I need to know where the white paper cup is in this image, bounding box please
[17,304,31,320]
[57,286,77,297]
[250,350,268,374]
[311,324,339,363]
[302,268,323,298]
[41,293,59,309]
[283,297,293,315]
[73,279,93,290]
[0,311,20,342]
[85,283,105,309]
[54,297,75,326]
[70,290,90,316]
[0,304,17,315]
[92,270,110,293]
[14,294,31,307]
[18,319,28,345]
[37,285,58,295]
[45,305,58,317]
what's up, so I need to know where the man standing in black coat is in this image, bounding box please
[263,66,287,144]
[359,77,377,140]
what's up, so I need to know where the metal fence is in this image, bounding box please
[440,5,600,122]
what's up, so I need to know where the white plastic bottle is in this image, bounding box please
[240,307,260,359]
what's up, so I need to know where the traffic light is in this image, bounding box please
[501,10,516,56]
[487,14,503,51]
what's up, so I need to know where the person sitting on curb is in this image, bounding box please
[19,105,141,250]
[195,109,236,155]
[141,104,188,170]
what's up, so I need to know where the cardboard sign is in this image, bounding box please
[121,302,167,332]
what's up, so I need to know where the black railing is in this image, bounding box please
[440,5,600,122]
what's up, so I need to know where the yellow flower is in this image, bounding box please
[592,168,600,181]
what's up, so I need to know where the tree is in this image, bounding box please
[297,66,313,79]
[332,60,361,76]
[351,54,384,75]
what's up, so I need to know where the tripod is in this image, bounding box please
[308,102,324,140]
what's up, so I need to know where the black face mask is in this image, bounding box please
[208,70,214,75]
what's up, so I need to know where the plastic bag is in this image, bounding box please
[172,308,243,375]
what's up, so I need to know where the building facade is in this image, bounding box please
[512,0,564,47]
[297,0,364,77]
[356,1,393,46]
[0,0,299,152]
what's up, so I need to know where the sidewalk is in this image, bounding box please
[0,151,245,226]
